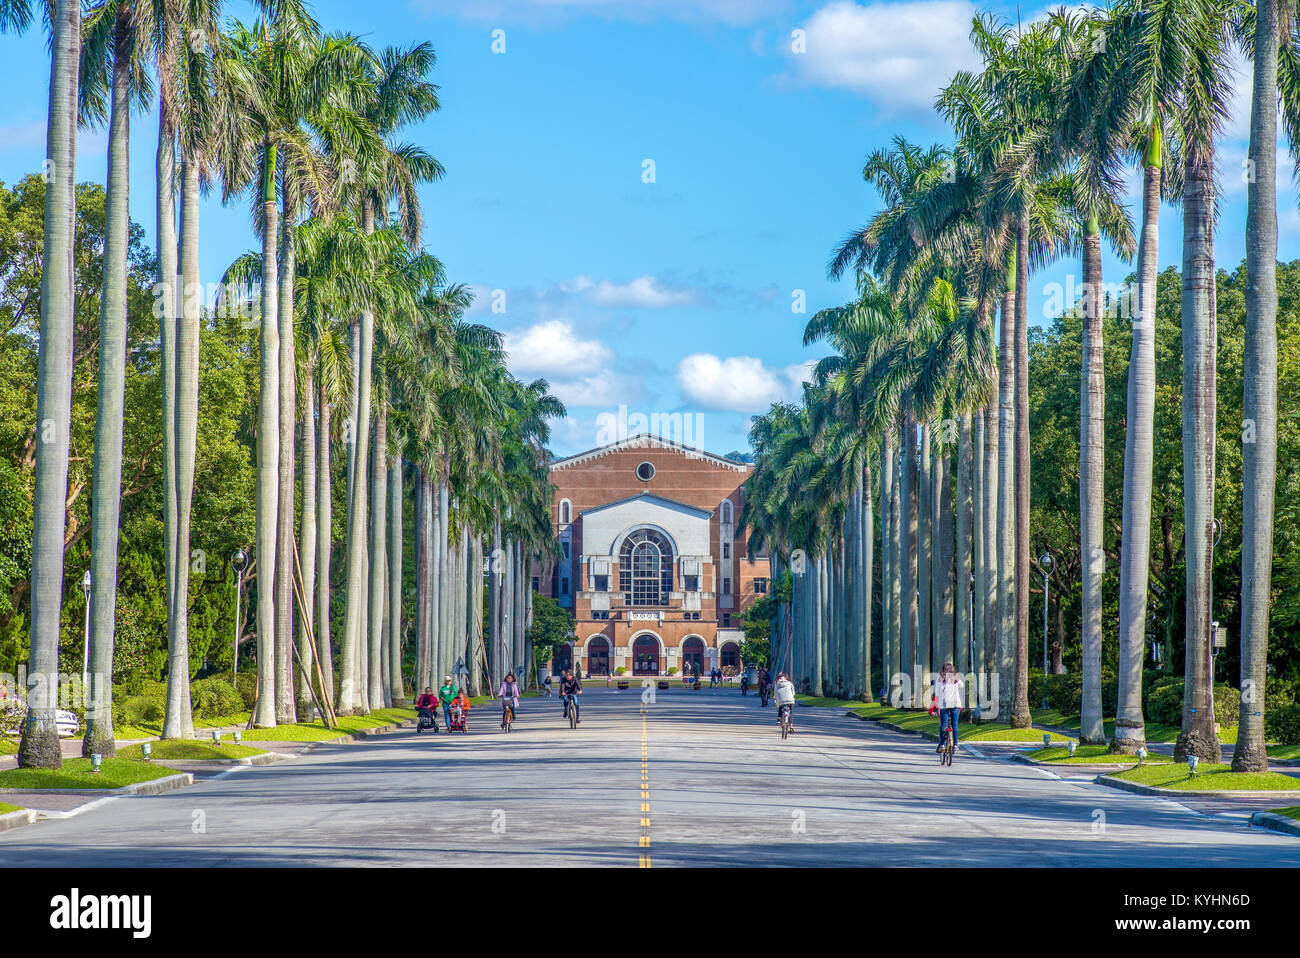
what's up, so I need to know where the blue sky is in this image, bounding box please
[1,0,1294,458]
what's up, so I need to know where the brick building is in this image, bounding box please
[537,434,768,677]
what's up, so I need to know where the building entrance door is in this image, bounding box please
[587,637,610,676]
[632,635,659,675]
[681,637,705,676]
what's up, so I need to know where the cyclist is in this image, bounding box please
[934,661,963,751]
[498,672,521,728]
[559,669,583,724]
[773,671,796,732]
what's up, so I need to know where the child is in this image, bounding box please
[451,689,470,726]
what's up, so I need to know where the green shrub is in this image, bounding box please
[1213,684,1240,728]
[1265,703,1300,745]
[190,677,244,720]
[667,667,678,675]
[1147,682,1184,727]
[615,667,626,675]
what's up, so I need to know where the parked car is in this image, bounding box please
[55,709,79,738]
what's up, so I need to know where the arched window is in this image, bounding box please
[720,499,733,524]
[559,499,571,524]
[619,528,674,606]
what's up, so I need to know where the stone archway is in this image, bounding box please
[587,636,611,676]
[681,635,706,675]
[631,633,662,676]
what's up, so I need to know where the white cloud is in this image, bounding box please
[581,274,699,308]
[502,320,613,377]
[676,353,807,413]
[783,0,982,111]
[547,369,628,408]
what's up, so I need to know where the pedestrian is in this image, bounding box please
[438,674,457,729]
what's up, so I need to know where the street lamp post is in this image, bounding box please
[230,550,248,675]
[1036,553,1054,708]
[81,569,92,694]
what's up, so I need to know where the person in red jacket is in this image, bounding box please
[415,687,439,731]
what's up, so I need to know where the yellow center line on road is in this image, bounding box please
[639,707,651,867]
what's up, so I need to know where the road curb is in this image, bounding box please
[846,712,1070,746]
[1010,753,1146,771]
[0,772,193,798]
[1249,811,1300,837]
[1093,774,1300,800]
[0,807,34,831]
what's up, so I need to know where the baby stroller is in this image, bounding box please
[416,705,440,734]
[447,703,468,733]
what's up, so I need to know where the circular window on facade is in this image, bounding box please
[636,461,655,481]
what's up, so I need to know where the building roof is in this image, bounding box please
[549,433,751,473]
[577,490,714,520]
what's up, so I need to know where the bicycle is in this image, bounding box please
[501,699,514,733]
[778,703,793,740]
[939,719,956,766]
[564,693,580,729]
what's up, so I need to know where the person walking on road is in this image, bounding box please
[438,675,457,729]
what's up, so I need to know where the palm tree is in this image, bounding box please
[78,0,157,757]
[1232,0,1300,770]
[5,0,80,769]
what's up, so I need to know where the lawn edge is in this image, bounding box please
[0,807,34,831]
[1093,774,1300,800]
[0,771,194,797]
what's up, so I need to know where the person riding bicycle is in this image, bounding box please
[773,671,796,732]
[415,686,439,731]
[498,672,521,728]
[559,669,582,724]
[934,662,963,751]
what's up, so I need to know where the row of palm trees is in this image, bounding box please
[742,0,1298,770]
[8,0,563,769]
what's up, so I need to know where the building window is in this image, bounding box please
[559,499,571,524]
[562,541,570,559]
[636,461,655,481]
[619,527,674,606]
[683,574,699,592]
[723,613,731,627]
[684,611,700,621]
[591,610,610,621]
[594,574,609,592]
[561,577,569,595]
[720,499,733,524]
[722,542,730,559]
[723,577,732,596]
[754,577,768,594]
[532,577,540,592]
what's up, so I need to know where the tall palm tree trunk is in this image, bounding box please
[1234,0,1280,773]
[902,410,919,705]
[890,437,902,693]
[253,144,279,727]
[918,423,932,689]
[315,373,333,697]
[20,0,80,769]
[1115,127,1163,753]
[862,467,874,702]
[983,397,999,684]
[880,429,894,700]
[955,415,972,676]
[972,406,986,695]
[298,361,317,719]
[164,154,201,739]
[388,456,405,704]
[273,206,296,724]
[1012,214,1032,727]
[1079,215,1106,744]
[935,431,954,668]
[367,402,388,708]
[1175,141,1223,764]
[85,8,132,758]
[997,277,1016,722]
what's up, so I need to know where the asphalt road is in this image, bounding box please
[2,687,1298,867]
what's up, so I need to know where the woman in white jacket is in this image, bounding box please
[773,672,797,732]
[934,662,963,749]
